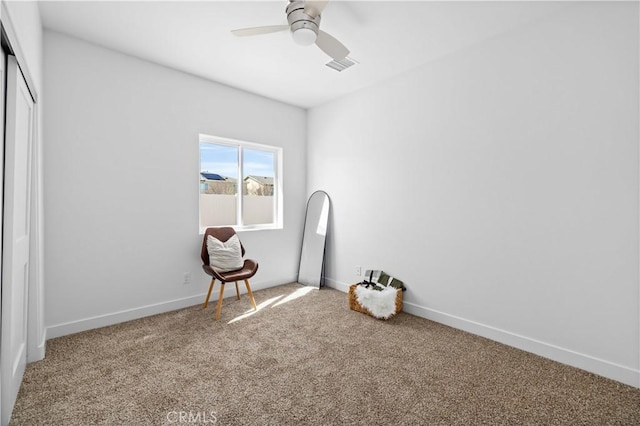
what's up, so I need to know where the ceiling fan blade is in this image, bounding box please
[231,25,289,37]
[316,30,349,60]
[304,0,329,19]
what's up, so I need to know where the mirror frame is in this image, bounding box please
[297,190,331,288]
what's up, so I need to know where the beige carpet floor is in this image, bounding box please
[11,283,640,425]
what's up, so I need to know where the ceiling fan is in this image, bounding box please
[231,0,350,61]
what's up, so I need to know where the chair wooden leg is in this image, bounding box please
[203,279,215,309]
[215,283,225,320]
[245,279,257,310]
[235,281,240,300]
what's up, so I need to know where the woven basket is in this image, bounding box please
[348,284,403,320]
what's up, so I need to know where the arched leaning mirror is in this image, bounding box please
[298,191,331,288]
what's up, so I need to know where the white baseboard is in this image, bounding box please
[324,277,351,292]
[325,278,640,388]
[46,294,207,339]
[46,278,293,339]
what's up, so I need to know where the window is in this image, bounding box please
[199,134,282,232]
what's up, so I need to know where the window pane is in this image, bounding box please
[200,142,238,227]
[199,134,282,232]
[242,148,275,225]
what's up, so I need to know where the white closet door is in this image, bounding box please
[1,55,34,426]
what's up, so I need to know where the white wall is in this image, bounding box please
[43,31,307,337]
[308,2,639,387]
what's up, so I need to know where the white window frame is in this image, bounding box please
[199,133,283,233]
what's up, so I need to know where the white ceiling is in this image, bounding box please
[39,1,569,109]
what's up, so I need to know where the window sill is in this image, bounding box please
[199,224,283,235]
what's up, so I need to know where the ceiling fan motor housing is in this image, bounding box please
[286,1,321,39]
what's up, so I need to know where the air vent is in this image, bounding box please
[326,57,358,72]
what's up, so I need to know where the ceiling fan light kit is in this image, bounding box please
[291,27,317,46]
[231,0,351,64]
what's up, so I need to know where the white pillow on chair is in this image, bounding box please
[207,234,244,272]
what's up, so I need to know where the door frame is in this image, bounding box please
[0,5,44,424]
[1,2,44,364]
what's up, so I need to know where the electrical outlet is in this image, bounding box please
[183,272,191,285]
[355,266,362,276]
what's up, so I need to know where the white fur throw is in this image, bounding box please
[354,285,399,319]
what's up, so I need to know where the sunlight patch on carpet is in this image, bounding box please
[272,286,317,308]
[227,295,284,324]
